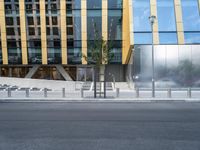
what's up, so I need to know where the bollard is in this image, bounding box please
[25,88,30,98]
[136,88,139,98]
[116,88,120,98]
[62,88,66,98]
[44,88,47,98]
[187,88,191,98]
[7,88,11,97]
[167,88,171,98]
[81,88,84,98]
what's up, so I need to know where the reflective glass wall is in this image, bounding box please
[25,0,42,64]
[129,45,200,88]
[66,0,82,64]
[87,0,102,63]
[181,0,200,44]
[157,0,177,44]
[45,0,61,64]
[108,0,122,63]
[132,0,152,44]
[4,0,22,64]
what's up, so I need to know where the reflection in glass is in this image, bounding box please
[184,32,200,44]
[159,33,177,44]
[181,0,200,31]
[134,33,152,44]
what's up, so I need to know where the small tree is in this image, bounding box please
[82,26,114,98]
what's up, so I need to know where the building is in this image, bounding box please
[0,0,200,87]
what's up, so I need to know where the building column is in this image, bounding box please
[19,0,28,65]
[102,0,108,64]
[174,0,184,44]
[81,0,87,65]
[0,0,8,64]
[150,0,159,44]
[40,0,48,64]
[122,0,133,64]
[60,0,67,64]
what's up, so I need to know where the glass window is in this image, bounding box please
[159,33,178,44]
[6,17,14,25]
[27,17,34,25]
[108,10,122,40]
[157,0,176,31]
[181,0,200,31]
[87,10,102,40]
[134,33,152,44]
[133,0,151,32]
[184,32,200,44]
[87,0,102,9]
[108,0,122,8]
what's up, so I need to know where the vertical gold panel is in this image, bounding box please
[81,0,87,64]
[102,0,108,64]
[174,0,184,44]
[60,0,67,64]
[122,0,131,64]
[150,0,159,44]
[19,0,28,64]
[40,0,48,64]
[102,0,108,40]
[0,0,8,64]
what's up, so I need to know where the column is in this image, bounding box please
[0,0,8,64]
[174,0,184,44]
[81,0,87,64]
[19,0,28,64]
[40,0,48,64]
[150,0,159,44]
[60,0,67,64]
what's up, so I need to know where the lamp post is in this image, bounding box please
[149,15,156,98]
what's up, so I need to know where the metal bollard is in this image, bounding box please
[44,88,47,98]
[167,88,171,98]
[25,88,30,98]
[116,88,120,98]
[7,88,11,97]
[81,88,84,98]
[136,88,139,98]
[187,88,191,98]
[62,88,66,98]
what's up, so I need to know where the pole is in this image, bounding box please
[151,21,155,98]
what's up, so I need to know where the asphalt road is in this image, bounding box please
[0,102,200,150]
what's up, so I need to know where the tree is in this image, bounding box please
[82,26,114,98]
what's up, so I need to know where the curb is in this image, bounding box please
[0,98,200,103]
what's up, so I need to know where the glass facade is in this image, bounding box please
[181,0,200,44]
[25,0,42,64]
[66,1,82,64]
[157,0,177,44]
[130,45,200,88]
[108,0,122,63]
[45,0,61,64]
[133,0,152,44]
[4,0,22,64]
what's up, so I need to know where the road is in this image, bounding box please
[0,102,200,150]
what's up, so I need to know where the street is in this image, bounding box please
[0,102,200,150]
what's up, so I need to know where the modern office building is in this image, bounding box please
[0,0,200,87]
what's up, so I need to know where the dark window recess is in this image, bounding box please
[47,27,50,35]
[53,27,59,35]
[67,17,73,25]
[27,17,34,25]
[6,28,15,35]
[54,40,61,47]
[28,27,35,35]
[67,27,73,35]
[46,17,49,25]
[7,41,17,48]
[37,17,40,25]
[6,17,14,26]
[52,17,58,25]
[17,17,20,25]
